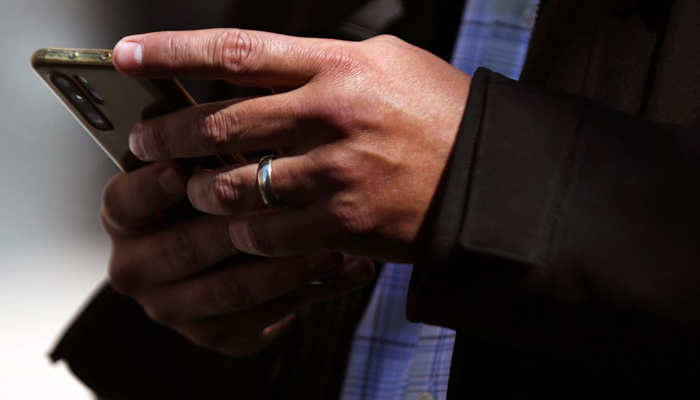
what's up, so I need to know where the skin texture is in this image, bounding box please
[106,28,471,356]
[115,28,472,262]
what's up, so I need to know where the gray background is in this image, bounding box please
[0,0,230,397]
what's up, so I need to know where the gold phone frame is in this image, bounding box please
[32,47,245,172]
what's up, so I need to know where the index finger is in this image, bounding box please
[113,28,329,89]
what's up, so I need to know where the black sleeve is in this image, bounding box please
[52,276,378,400]
[407,68,700,378]
[50,284,284,400]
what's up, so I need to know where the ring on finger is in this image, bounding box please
[257,155,283,208]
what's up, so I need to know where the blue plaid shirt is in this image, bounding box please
[340,1,538,399]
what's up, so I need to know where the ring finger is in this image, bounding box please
[129,91,318,161]
[187,154,332,215]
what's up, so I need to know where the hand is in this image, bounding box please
[102,161,375,357]
[114,28,471,262]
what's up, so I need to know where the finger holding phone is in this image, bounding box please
[102,160,374,357]
[114,28,472,263]
[32,44,376,357]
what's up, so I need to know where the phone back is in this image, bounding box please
[32,48,244,172]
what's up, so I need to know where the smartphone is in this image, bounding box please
[31,47,247,172]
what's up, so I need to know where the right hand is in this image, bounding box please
[101,161,375,357]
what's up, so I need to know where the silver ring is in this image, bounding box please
[257,155,282,208]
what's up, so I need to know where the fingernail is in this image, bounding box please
[158,168,185,196]
[114,41,143,70]
[343,260,374,282]
[306,252,343,272]
[129,124,146,160]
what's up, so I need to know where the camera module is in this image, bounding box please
[75,75,106,104]
[50,73,113,131]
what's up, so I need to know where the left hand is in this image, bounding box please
[101,161,375,357]
[114,28,471,263]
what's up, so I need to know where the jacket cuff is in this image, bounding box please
[407,68,587,343]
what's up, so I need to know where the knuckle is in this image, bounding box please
[144,121,169,159]
[318,44,360,74]
[166,35,187,69]
[214,29,258,74]
[365,34,406,52]
[198,106,236,151]
[372,34,402,45]
[214,276,256,312]
[212,172,245,211]
[164,224,203,274]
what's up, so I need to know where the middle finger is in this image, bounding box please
[187,155,329,215]
[130,92,314,161]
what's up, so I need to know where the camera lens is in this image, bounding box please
[75,75,106,104]
[85,112,110,130]
[50,73,113,132]
[72,93,87,105]
[54,75,71,89]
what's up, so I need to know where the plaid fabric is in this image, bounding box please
[340,263,455,400]
[339,1,538,399]
[452,0,539,79]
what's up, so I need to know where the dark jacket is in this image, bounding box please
[52,0,700,398]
